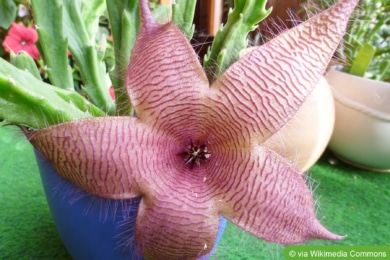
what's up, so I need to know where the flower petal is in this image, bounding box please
[23,44,40,59]
[26,117,179,199]
[208,0,358,143]
[135,192,220,260]
[213,146,344,243]
[126,0,209,127]
[8,22,25,36]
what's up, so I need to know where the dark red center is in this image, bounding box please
[182,140,211,168]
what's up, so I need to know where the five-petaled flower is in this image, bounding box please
[2,22,40,60]
[27,0,358,259]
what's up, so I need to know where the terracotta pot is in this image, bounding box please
[326,67,390,172]
[35,151,226,259]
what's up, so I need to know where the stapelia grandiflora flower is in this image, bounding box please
[27,0,358,259]
[2,22,40,60]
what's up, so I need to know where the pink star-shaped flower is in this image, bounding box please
[2,22,40,60]
[27,0,358,259]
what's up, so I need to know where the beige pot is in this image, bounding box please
[263,77,335,172]
[326,68,390,172]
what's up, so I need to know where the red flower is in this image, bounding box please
[2,23,40,59]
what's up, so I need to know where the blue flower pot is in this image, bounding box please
[35,151,226,259]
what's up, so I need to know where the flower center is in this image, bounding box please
[20,40,27,46]
[182,140,211,168]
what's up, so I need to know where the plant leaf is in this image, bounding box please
[10,51,41,80]
[63,0,115,114]
[349,43,376,77]
[106,0,139,116]
[80,0,106,40]
[203,0,272,82]
[0,0,16,29]
[172,0,197,40]
[0,58,104,129]
[32,0,74,90]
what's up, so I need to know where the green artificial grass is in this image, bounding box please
[1,123,389,259]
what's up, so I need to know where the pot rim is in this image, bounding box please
[328,66,390,122]
[331,87,390,122]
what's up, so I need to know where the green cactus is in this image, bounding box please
[106,0,140,116]
[62,0,115,115]
[32,0,74,90]
[204,0,271,83]
[81,0,107,41]
[0,59,104,129]
[172,0,197,40]
[10,52,41,80]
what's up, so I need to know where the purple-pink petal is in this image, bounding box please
[127,1,209,128]
[27,117,180,199]
[208,0,358,144]
[210,147,344,243]
[136,190,220,259]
